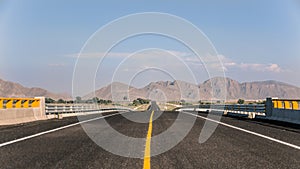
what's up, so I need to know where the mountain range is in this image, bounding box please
[0,79,70,100]
[1,77,300,101]
[91,77,300,101]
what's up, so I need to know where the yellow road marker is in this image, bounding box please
[143,110,154,169]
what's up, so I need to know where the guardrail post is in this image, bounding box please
[248,112,255,119]
[265,98,273,117]
[224,110,228,115]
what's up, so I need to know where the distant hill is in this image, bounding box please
[0,78,70,100]
[91,77,300,101]
[198,77,300,100]
[2,77,300,101]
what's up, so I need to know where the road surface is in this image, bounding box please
[0,102,299,169]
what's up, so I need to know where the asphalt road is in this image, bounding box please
[0,102,299,169]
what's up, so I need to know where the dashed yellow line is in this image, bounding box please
[143,110,154,169]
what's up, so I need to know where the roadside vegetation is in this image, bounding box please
[45,97,113,105]
[128,98,150,106]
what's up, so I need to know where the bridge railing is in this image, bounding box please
[178,103,266,119]
[266,98,300,124]
[178,98,300,124]
[224,104,266,113]
[0,97,133,125]
[45,103,132,115]
[179,104,265,112]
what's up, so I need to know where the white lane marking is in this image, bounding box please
[183,112,300,150]
[0,111,128,148]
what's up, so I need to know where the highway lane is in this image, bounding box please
[151,111,300,168]
[0,111,149,169]
[0,112,119,144]
[0,102,299,168]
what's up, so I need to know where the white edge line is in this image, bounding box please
[0,111,128,148]
[183,111,300,150]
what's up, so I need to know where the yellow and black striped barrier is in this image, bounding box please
[272,99,300,110]
[0,98,41,109]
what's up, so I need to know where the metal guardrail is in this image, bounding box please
[45,104,131,115]
[224,104,266,113]
[179,104,266,118]
[180,104,265,112]
[182,99,300,113]
[0,97,40,109]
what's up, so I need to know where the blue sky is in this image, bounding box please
[0,0,300,93]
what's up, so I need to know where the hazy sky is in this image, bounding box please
[0,0,300,94]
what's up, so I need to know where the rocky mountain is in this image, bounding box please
[90,82,146,101]
[198,77,300,100]
[92,77,300,101]
[2,77,299,101]
[0,78,70,100]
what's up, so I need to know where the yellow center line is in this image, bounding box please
[143,110,154,169]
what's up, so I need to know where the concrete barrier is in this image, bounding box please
[0,97,47,125]
[0,97,133,125]
[266,98,300,124]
